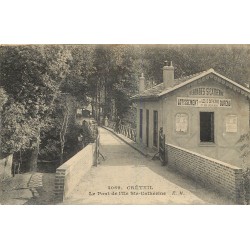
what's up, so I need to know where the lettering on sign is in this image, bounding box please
[189,87,224,96]
[176,114,188,132]
[177,97,231,108]
[226,115,237,132]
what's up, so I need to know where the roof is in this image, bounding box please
[131,68,250,101]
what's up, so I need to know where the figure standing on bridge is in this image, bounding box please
[115,116,121,134]
[77,131,84,150]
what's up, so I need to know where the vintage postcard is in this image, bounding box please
[0,44,249,205]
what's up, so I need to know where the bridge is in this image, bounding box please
[1,126,242,205]
[59,127,236,205]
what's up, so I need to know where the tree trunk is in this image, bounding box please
[98,87,101,124]
[95,82,98,122]
[60,98,70,165]
[26,128,40,172]
[91,100,95,118]
[26,146,39,172]
[26,125,41,172]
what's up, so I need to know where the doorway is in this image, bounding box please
[153,110,158,147]
[200,112,214,143]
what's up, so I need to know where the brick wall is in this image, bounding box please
[165,143,245,204]
[54,142,97,203]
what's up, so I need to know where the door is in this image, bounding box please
[200,112,214,143]
[153,110,158,147]
[139,109,143,140]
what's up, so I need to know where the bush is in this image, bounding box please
[39,139,61,161]
[243,168,250,204]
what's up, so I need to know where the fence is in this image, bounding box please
[105,120,136,142]
[119,124,136,142]
[106,121,116,130]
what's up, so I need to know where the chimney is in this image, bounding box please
[139,73,145,93]
[163,61,174,89]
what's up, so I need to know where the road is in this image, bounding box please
[64,127,233,205]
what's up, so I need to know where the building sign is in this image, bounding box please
[226,115,237,132]
[176,114,188,132]
[189,87,224,96]
[177,97,231,108]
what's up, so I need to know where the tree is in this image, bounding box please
[0,88,7,109]
[238,132,250,168]
[0,45,70,170]
[0,88,8,158]
[60,45,95,102]
[86,45,142,122]
[237,131,250,204]
[38,45,95,165]
[1,44,249,171]
[38,93,76,164]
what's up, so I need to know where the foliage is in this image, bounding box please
[60,45,95,103]
[38,94,76,161]
[63,123,82,161]
[132,45,250,86]
[0,45,73,171]
[0,46,58,154]
[39,139,61,161]
[86,45,143,120]
[1,101,35,153]
[87,45,250,123]
[242,167,250,204]
[0,88,8,109]
[1,44,250,168]
[237,131,250,165]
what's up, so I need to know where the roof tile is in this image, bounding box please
[131,69,208,99]
[131,68,250,100]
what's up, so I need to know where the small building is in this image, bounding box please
[131,62,250,166]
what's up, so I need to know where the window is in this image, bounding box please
[139,109,143,139]
[200,112,214,142]
[153,110,158,147]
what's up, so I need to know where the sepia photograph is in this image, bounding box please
[1,44,249,205]
[1,1,250,250]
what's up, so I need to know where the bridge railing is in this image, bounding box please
[119,124,136,142]
[106,121,116,131]
[105,120,136,142]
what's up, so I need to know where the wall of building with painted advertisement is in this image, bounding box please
[162,78,249,166]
